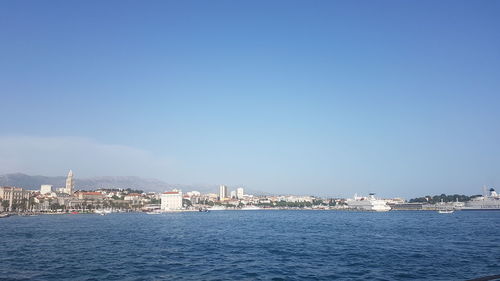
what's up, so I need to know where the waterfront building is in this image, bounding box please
[53,193,72,208]
[219,185,228,200]
[161,190,183,210]
[77,191,105,200]
[40,185,53,195]
[34,196,50,211]
[236,187,244,199]
[64,170,74,195]
[0,186,31,211]
[230,191,237,199]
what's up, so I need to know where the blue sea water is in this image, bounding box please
[0,210,499,281]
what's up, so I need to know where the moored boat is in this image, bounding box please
[146,209,162,215]
[346,193,391,211]
[461,188,500,211]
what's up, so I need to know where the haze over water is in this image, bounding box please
[1,211,499,281]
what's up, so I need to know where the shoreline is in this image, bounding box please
[2,208,499,217]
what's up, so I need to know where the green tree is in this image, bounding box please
[28,197,35,211]
[20,198,28,212]
[183,199,192,207]
[50,203,62,211]
[1,200,9,211]
[312,199,323,205]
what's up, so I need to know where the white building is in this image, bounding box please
[161,190,183,210]
[219,185,228,200]
[186,191,201,197]
[40,185,53,195]
[0,186,31,211]
[230,190,237,199]
[236,187,244,199]
[124,193,143,205]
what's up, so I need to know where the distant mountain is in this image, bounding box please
[0,173,67,190]
[0,173,266,195]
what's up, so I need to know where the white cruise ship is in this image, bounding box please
[346,193,391,212]
[462,188,500,211]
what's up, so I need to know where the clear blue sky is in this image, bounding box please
[1,0,499,198]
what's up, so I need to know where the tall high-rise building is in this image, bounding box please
[219,185,228,200]
[236,187,244,199]
[65,170,74,195]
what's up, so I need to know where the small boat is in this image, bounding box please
[437,198,455,214]
[198,208,209,212]
[146,210,162,215]
[95,210,106,216]
[0,213,11,218]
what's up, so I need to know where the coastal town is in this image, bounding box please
[1,170,499,216]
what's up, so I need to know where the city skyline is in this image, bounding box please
[1,1,499,198]
[0,169,492,199]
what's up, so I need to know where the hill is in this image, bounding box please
[0,173,266,195]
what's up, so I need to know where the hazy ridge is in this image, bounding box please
[0,173,266,195]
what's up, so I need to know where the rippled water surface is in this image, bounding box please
[1,211,499,280]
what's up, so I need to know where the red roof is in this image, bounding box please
[127,193,142,196]
[163,191,180,194]
[82,192,102,195]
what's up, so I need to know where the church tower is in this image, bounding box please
[65,170,74,195]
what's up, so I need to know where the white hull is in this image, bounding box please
[462,188,500,210]
[346,193,391,212]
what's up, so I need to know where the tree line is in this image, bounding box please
[408,194,481,204]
